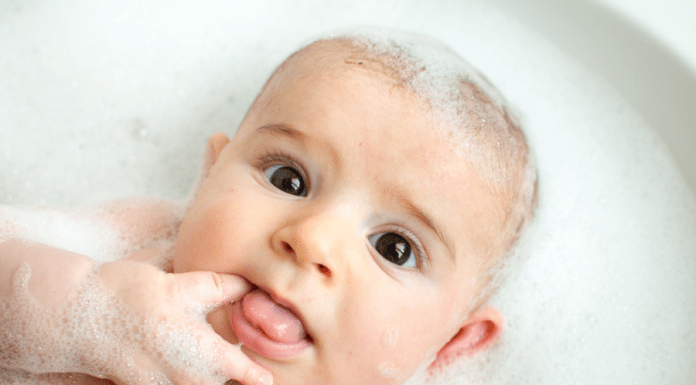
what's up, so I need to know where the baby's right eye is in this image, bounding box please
[264,165,307,197]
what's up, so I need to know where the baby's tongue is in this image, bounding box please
[241,289,306,343]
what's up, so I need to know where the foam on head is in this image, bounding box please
[255,27,538,297]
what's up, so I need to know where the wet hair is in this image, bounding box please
[251,27,538,298]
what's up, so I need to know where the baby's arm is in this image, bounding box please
[0,203,273,385]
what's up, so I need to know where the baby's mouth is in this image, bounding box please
[229,287,312,359]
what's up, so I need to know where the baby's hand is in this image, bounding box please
[93,261,273,385]
[1,253,272,385]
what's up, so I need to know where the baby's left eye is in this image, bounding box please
[368,232,417,269]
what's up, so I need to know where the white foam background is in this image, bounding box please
[1,1,695,384]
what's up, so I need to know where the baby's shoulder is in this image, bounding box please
[92,197,184,236]
[0,197,184,263]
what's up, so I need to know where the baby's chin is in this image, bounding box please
[207,306,239,345]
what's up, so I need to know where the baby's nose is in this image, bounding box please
[279,239,332,279]
[271,216,342,283]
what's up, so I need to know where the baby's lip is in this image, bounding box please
[228,284,313,360]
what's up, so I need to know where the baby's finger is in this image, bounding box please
[220,346,273,385]
[174,271,252,306]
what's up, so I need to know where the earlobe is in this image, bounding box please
[428,307,504,372]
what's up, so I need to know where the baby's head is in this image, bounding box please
[173,29,536,384]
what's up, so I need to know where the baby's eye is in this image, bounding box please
[368,232,417,268]
[264,165,307,197]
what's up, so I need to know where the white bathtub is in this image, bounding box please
[492,0,696,194]
[1,1,694,384]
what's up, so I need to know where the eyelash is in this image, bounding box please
[375,225,429,271]
[254,149,311,191]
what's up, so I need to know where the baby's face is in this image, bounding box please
[173,58,501,384]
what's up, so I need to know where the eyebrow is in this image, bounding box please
[395,193,456,263]
[256,123,341,169]
[256,123,308,143]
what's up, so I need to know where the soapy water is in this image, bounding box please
[0,260,226,385]
[1,0,695,384]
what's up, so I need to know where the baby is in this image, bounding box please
[0,28,536,385]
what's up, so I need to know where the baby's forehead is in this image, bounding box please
[273,40,402,92]
[262,41,503,204]
[281,39,508,141]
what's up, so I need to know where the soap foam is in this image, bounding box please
[1,1,695,385]
[0,262,227,384]
[324,26,534,194]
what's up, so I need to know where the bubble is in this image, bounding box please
[383,327,399,350]
[378,362,403,380]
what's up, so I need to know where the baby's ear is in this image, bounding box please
[187,133,230,200]
[205,132,230,167]
[428,307,504,372]
[200,132,230,177]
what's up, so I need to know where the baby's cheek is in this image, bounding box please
[382,326,400,350]
[374,327,405,381]
[379,302,454,381]
[175,203,238,271]
[367,322,433,382]
[172,215,212,272]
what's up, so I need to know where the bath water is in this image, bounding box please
[1,0,695,384]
